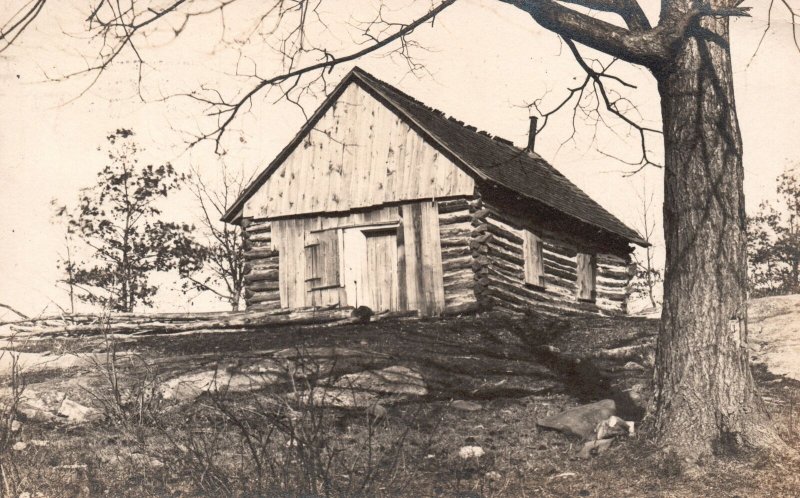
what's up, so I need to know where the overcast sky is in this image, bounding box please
[1,0,798,316]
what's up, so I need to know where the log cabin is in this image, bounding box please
[222,67,647,317]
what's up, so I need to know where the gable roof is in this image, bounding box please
[222,67,646,246]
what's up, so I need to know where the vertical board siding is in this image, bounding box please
[272,206,399,309]
[523,230,545,287]
[243,83,475,219]
[576,253,597,301]
[401,202,446,316]
[257,201,445,316]
[365,232,400,311]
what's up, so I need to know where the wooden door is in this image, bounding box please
[342,226,399,312]
[364,230,399,312]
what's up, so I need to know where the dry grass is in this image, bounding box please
[2,311,799,497]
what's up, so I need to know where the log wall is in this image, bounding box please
[243,197,632,316]
[241,219,281,312]
[437,198,478,315]
[470,198,632,315]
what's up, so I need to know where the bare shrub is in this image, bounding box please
[0,336,26,496]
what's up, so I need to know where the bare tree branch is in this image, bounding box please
[0,302,29,319]
[0,0,46,53]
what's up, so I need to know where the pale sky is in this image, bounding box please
[1,0,798,316]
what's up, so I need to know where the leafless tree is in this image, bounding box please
[630,178,661,309]
[3,0,799,466]
[180,165,254,311]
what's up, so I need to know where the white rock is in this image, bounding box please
[57,398,100,424]
[10,419,21,432]
[578,438,613,459]
[12,441,27,451]
[458,446,485,459]
[485,471,502,481]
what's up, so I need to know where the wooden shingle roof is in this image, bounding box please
[223,67,646,246]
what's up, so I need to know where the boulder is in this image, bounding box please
[159,368,280,402]
[292,365,427,407]
[17,390,66,422]
[577,438,613,459]
[333,366,427,397]
[537,399,616,439]
[595,415,634,440]
[451,400,483,412]
[622,361,645,371]
[57,398,101,424]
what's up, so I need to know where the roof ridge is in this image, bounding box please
[353,69,529,151]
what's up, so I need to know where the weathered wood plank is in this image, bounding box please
[243,84,475,219]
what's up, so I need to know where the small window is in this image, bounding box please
[305,229,340,291]
[576,252,596,301]
[523,230,545,288]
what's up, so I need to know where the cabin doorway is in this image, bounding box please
[342,226,399,312]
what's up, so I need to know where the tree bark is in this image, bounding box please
[653,13,786,461]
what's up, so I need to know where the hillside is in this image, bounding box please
[0,298,798,497]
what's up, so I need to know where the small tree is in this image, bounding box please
[747,167,800,296]
[178,165,252,311]
[747,203,783,296]
[630,179,662,309]
[61,129,198,312]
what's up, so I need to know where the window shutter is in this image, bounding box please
[318,229,340,287]
[577,252,596,301]
[523,230,545,287]
[304,230,340,291]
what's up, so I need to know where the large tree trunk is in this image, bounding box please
[653,13,785,461]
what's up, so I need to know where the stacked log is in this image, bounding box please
[438,198,479,315]
[469,199,492,310]
[594,253,631,313]
[3,306,362,338]
[470,200,630,315]
[242,219,281,311]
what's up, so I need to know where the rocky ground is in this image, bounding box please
[0,296,799,497]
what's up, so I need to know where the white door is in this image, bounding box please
[342,226,399,311]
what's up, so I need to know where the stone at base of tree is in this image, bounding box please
[595,415,635,439]
[537,399,616,439]
[627,383,648,409]
[623,361,645,371]
[577,438,613,459]
[452,400,482,412]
